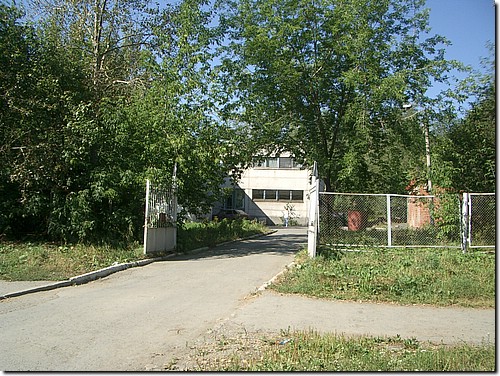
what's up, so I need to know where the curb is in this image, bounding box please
[257,260,296,292]
[0,230,277,300]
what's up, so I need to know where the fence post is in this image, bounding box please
[461,193,469,253]
[307,162,319,258]
[386,194,392,247]
[143,179,151,255]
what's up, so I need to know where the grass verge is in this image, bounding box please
[270,247,495,308]
[188,330,495,371]
[0,241,145,281]
[0,219,268,281]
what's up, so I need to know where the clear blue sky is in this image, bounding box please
[424,0,496,98]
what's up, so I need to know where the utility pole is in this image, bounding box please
[403,103,432,193]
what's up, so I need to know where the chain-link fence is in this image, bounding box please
[464,193,495,249]
[319,192,464,248]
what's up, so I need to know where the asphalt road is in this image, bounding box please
[0,228,304,371]
[0,227,495,371]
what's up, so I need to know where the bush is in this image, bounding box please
[176,219,268,252]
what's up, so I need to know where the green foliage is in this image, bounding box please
[272,248,494,308]
[433,82,495,193]
[433,193,461,242]
[177,219,268,252]
[216,0,461,192]
[0,0,243,243]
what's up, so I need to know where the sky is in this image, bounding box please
[424,0,496,98]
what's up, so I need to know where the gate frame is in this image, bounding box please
[143,166,178,255]
[307,162,319,257]
[462,192,496,252]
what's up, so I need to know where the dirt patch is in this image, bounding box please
[158,321,284,371]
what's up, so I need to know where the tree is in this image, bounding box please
[216,0,461,192]
[0,4,93,238]
[1,0,242,242]
[129,0,243,218]
[433,78,495,192]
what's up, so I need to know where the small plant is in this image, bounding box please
[281,203,299,226]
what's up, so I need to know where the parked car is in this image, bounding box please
[212,209,250,221]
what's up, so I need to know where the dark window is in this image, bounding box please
[266,158,278,168]
[291,190,304,201]
[252,189,303,201]
[252,189,265,200]
[252,156,300,169]
[264,190,277,200]
[278,190,291,201]
[252,189,277,200]
[279,157,293,168]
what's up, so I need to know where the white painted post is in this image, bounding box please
[172,163,178,247]
[143,179,151,255]
[307,162,319,258]
[466,193,472,251]
[386,194,392,247]
[461,193,469,253]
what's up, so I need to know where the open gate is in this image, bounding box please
[143,171,177,255]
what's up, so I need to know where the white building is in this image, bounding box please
[213,154,315,226]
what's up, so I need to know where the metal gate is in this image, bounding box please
[143,176,177,255]
[462,193,495,250]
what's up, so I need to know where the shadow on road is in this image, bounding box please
[169,229,307,261]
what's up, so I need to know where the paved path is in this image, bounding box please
[224,290,495,345]
[0,228,495,371]
[0,228,303,371]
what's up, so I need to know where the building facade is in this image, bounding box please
[214,154,314,226]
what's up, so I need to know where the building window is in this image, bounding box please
[225,188,245,209]
[291,190,304,201]
[279,157,293,169]
[253,156,300,169]
[252,189,277,200]
[252,189,265,200]
[278,190,290,201]
[266,158,278,168]
[252,189,303,202]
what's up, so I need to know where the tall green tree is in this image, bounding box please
[0,4,92,237]
[216,0,461,192]
[1,0,242,242]
[432,66,495,193]
[130,0,243,217]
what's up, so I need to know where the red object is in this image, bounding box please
[348,210,367,231]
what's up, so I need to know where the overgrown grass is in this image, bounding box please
[270,247,495,308]
[0,241,145,281]
[195,330,495,371]
[0,219,269,281]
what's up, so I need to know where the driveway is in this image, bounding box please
[0,227,305,371]
[0,227,495,371]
